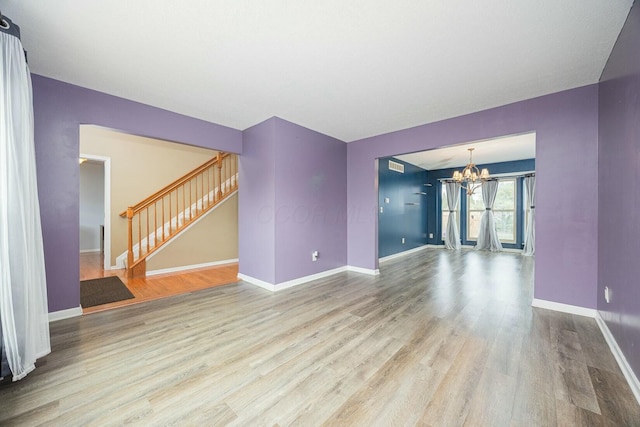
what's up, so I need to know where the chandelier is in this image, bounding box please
[452,148,489,195]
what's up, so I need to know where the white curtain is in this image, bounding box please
[523,175,536,256]
[444,182,461,250]
[475,180,503,252]
[1,24,51,380]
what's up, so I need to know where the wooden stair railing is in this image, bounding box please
[119,152,238,278]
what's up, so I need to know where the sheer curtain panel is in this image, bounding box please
[0,15,51,381]
[444,182,461,250]
[523,175,536,256]
[475,180,503,252]
[0,321,9,379]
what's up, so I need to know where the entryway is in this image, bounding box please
[79,253,238,313]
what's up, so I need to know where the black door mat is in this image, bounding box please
[80,276,135,308]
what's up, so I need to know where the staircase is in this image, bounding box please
[119,152,238,278]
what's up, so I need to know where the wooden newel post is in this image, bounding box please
[127,207,134,270]
[216,152,223,200]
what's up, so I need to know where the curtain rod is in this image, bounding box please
[437,171,535,182]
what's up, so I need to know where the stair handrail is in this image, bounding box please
[119,152,231,217]
[119,151,238,277]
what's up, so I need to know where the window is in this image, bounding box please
[467,179,516,243]
[441,184,460,241]
[466,190,484,241]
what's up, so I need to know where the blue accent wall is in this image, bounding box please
[378,157,534,257]
[425,159,535,248]
[378,158,429,257]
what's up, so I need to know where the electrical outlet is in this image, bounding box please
[604,286,611,303]
[429,233,433,239]
[384,197,390,204]
[401,237,405,244]
[380,206,384,213]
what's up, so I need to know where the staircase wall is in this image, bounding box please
[79,125,219,266]
[146,192,238,272]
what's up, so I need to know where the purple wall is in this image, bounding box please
[272,118,347,283]
[239,119,277,283]
[598,3,640,378]
[238,117,347,284]
[32,75,242,312]
[347,85,599,308]
[32,67,603,317]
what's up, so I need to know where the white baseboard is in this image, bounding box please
[276,267,349,290]
[146,258,238,277]
[595,313,640,406]
[532,298,640,406]
[426,244,445,249]
[379,244,430,263]
[239,266,348,292]
[346,265,380,276]
[460,244,522,253]
[239,264,382,292]
[502,247,523,254]
[80,249,101,254]
[237,273,276,291]
[531,298,597,318]
[49,306,83,322]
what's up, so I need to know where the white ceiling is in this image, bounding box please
[395,132,536,171]
[1,1,633,142]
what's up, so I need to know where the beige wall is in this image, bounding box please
[147,193,238,271]
[79,125,236,267]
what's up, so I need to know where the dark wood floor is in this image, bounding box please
[2,249,639,425]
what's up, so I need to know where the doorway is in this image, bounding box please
[377,132,536,263]
[78,126,240,313]
[79,153,111,279]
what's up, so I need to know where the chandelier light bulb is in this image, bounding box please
[449,147,490,195]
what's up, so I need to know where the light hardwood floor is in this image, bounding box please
[79,252,239,313]
[3,249,639,425]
